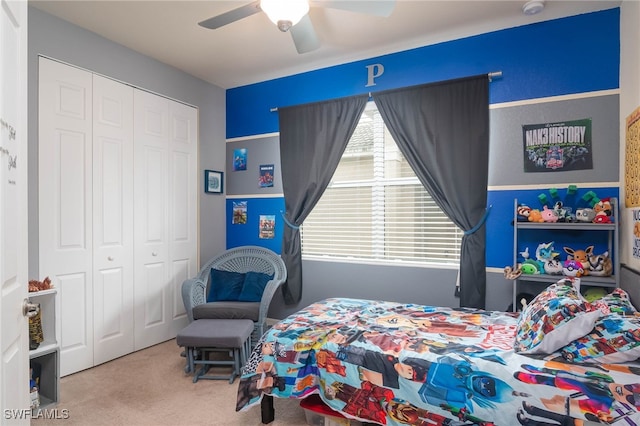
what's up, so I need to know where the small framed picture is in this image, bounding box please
[204,170,224,194]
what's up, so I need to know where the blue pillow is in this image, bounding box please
[238,271,273,302]
[207,269,246,302]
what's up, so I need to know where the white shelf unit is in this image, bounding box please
[28,288,59,411]
[511,198,620,311]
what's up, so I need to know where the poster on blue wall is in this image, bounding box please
[259,215,275,239]
[523,118,592,172]
[233,201,247,224]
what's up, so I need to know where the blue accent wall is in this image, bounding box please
[226,197,285,253]
[224,8,622,313]
[227,8,619,138]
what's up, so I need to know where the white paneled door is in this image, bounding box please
[1,0,29,419]
[133,90,196,350]
[92,74,134,365]
[167,101,198,337]
[39,58,94,377]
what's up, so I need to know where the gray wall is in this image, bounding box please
[226,136,283,195]
[269,260,462,319]
[621,264,640,307]
[488,95,619,186]
[28,7,227,277]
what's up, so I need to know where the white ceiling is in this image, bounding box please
[29,0,620,89]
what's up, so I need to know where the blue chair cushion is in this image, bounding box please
[207,269,246,302]
[238,271,273,302]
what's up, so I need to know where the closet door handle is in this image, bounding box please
[152,252,158,257]
[107,256,114,261]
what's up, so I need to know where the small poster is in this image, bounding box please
[523,118,592,172]
[259,215,275,239]
[233,148,247,171]
[259,164,274,188]
[232,201,247,225]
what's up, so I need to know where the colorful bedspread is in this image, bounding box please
[235,298,640,425]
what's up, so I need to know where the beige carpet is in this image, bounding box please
[32,339,308,426]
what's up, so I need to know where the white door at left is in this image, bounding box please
[0,0,30,423]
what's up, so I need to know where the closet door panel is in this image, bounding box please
[57,272,91,375]
[168,102,197,328]
[39,57,94,376]
[92,74,134,365]
[134,89,171,349]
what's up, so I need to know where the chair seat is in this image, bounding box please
[192,301,260,322]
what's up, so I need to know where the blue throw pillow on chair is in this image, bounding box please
[238,271,274,302]
[207,269,246,302]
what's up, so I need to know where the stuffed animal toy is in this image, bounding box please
[575,208,596,223]
[593,213,612,224]
[516,204,532,222]
[563,259,585,277]
[540,205,558,223]
[553,201,574,222]
[564,245,594,276]
[507,292,536,312]
[582,287,608,303]
[586,250,613,276]
[521,259,541,274]
[543,258,563,275]
[528,209,544,223]
[594,198,613,217]
[28,277,53,292]
[593,198,613,223]
[503,265,522,280]
[535,241,557,268]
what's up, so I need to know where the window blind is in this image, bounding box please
[301,103,462,266]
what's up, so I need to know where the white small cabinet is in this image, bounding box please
[28,289,60,411]
[511,197,620,311]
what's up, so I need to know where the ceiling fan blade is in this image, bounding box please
[313,0,395,17]
[198,1,262,30]
[290,14,320,54]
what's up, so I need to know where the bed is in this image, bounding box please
[235,279,640,425]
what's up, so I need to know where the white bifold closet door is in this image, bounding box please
[39,57,196,376]
[39,58,96,376]
[92,74,135,366]
[132,90,197,351]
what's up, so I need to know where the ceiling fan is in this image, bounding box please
[198,0,395,54]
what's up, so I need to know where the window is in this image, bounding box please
[301,102,462,266]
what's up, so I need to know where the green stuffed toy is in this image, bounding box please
[582,287,607,303]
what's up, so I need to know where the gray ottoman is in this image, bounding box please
[176,319,254,383]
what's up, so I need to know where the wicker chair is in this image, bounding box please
[181,246,287,345]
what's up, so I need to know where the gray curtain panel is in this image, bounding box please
[373,75,490,309]
[278,95,368,304]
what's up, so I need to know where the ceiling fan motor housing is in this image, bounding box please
[277,20,293,32]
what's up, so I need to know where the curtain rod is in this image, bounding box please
[270,70,502,112]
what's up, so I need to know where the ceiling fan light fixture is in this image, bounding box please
[260,0,309,32]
